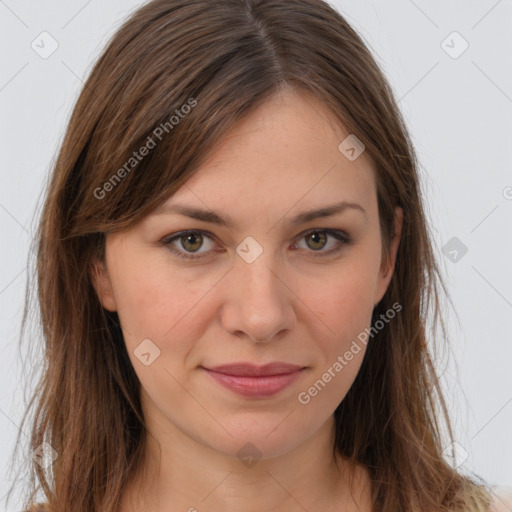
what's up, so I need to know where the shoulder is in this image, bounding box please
[488,490,512,512]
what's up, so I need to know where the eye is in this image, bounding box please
[160,228,351,261]
[292,229,351,258]
[161,230,219,260]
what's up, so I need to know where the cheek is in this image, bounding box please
[108,251,215,355]
[295,254,379,405]
[307,256,379,346]
[106,253,192,345]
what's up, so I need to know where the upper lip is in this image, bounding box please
[203,362,305,377]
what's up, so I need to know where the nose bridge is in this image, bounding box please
[240,251,281,304]
[235,233,281,293]
[222,243,295,342]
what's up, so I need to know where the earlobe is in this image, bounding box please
[89,259,118,312]
[375,206,403,304]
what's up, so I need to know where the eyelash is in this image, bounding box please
[160,228,351,261]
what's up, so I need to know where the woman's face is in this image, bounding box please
[92,89,402,461]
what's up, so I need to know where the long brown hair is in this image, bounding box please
[8,0,494,510]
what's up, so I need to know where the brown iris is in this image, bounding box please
[305,231,327,251]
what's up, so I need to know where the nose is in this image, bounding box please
[219,252,297,343]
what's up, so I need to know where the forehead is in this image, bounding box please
[159,89,377,220]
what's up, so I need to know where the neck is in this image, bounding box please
[119,410,371,512]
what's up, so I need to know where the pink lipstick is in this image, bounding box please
[202,362,305,398]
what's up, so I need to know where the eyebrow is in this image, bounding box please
[151,200,367,228]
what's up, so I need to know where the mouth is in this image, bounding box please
[201,362,306,398]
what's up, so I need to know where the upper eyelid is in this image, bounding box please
[161,228,350,262]
[162,228,349,249]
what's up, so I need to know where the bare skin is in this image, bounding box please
[91,87,402,512]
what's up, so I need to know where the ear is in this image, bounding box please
[89,258,118,312]
[374,206,403,305]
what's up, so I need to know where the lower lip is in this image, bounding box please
[203,368,304,398]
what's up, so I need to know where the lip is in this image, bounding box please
[202,362,306,398]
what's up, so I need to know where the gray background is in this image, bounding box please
[1,0,511,509]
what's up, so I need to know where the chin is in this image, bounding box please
[197,412,318,462]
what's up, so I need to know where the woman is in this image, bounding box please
[8,0,499,510]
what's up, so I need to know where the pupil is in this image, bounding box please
[309,232,326,250]
[184,233,201,251]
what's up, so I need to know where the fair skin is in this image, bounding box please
[91,88,403,512]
